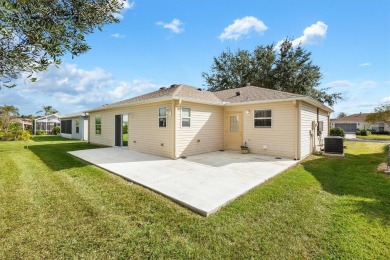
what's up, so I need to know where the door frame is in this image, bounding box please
[115,115,122,147]
[224,112,243,150]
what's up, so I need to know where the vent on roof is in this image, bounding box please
[160,87,166,90]
[236,91,241,96]
[170,84,179,88]
[246,83,251,86]
[197,88,202,91]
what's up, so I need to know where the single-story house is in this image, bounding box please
[34,114,61,135]
[330,113,389,133]
[60,113,89,140]
[11,118,33,131]
[86,84,333,160]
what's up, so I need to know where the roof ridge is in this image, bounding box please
[171,84,184,97]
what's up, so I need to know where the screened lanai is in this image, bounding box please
[33,114,61,135]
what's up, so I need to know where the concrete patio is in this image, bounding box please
[69,148,298,216]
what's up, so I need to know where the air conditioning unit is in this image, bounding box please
[324,136,344,156]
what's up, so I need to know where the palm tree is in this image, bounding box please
[36,106,59,116]
[0,105,19,132]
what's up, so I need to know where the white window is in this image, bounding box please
[254,110,272,128]
[159,107,167,127]
[182,107,191,127]
[95,115,102,134]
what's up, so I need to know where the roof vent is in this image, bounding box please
[246,83,251,86]
[170,84,179,88]
[160,87,166,90]
[236,91,241,96]
[197,88,202,91]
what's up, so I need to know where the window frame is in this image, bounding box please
[75,119,80,134]
[158,107,167,128]
[254,109,272,128]
[181,107,191,128]
[95,115,102,134]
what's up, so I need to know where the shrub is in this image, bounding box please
[360,129,371,136]
[355,129,361,135]
[330,127,345,137]
[37,129,45,135]
[52,126,60,135]
[371,131,390,135]
[0,123,23,140]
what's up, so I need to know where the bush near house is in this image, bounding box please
[330,127,345,137]
[356,129,371,136]
[370,131,390,135]
[0,123,23,141]
[52,126,60,135]
[36,129,46,136]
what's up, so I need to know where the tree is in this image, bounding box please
[337,112,347,119]
[366,104,390,128]
[0,105,19,132]
[202,39,342,106]
[36,106,59,116]
[0,0,124,89]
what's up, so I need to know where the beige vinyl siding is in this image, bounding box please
[225,101,297,158]
[89,101,174,158]
[175,102,224,157]
[300,101,329,159]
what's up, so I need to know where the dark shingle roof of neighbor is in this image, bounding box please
[89,84,320,111]
[331,113,369,122]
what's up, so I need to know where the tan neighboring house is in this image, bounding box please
[331,113,389,133]
[10,118,33,131]
[86,84,333,160]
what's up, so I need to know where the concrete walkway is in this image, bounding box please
[69,148,298,216]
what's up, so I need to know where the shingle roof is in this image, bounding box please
[331,113,368,122]
[213,85,304,103]
[88,84,327,112]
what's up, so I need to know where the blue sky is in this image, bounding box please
[2,0,389,118]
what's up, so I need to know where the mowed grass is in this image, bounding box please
[0,136,389,259]
[357,134,390,141]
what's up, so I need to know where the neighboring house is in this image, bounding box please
[86,84,333,160]
[34,114,61,135]
[330,113,389,133]
[10,118,33,131]
[60,113,89,140]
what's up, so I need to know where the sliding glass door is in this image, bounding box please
[115,114,129,148]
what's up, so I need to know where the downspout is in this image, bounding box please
[172,99,176,159]
[297,101,301,160]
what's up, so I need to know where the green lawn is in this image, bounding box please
[1,136,389,259]
[357,134,390,141]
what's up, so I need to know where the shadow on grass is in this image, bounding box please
[303,150,390,224]
[29,142,101,171]
[32,136,73,142]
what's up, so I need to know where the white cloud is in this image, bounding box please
[359,62,371,67]
[381,96,390,103]
[123,0,134,9]
[327,80,354,88]
[219,16,267,41]
[361,80,376,88]
[111,33,125,38]
[6,63,160,115]
[277,21,328,48]
[113,0,134,19]
[157,19,184,34]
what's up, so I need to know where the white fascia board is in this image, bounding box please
[85,96,174,113]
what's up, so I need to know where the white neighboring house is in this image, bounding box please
[60,113,89,140]
[34,114,62,135]
[330,113,389,133]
